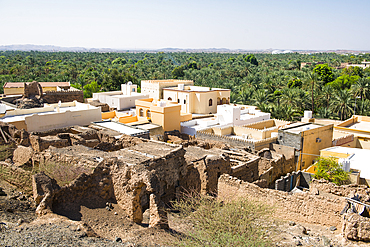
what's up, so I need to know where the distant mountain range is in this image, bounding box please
[0,44,369,54]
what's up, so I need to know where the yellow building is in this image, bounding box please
[278,122,334,170]
[334,115,370,149]
[3,82,71,95]
[135,98,192,132]
[163,85,231,114]
[141,79,194,100]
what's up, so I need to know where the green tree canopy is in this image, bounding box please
[313,64,334,84]
[314,157,349,185]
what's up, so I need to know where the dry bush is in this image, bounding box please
[171,191,272,246]
[35,162,92,186]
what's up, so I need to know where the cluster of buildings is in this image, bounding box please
[1,79,370,187]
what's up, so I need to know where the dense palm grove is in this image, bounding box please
[1,51,370,121]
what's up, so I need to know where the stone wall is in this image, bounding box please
[43,90,84,103]
[196,131,278,151]
[218,174,346,228]
[309,179,370,202]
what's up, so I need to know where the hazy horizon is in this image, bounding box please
[1,0,369,51]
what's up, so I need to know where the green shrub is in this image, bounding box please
[314,157,350,185]
[172,192,272,246]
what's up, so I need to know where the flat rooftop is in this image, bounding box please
[321,146,370,179]
[94,121,148,136]
[283,123,323,134]
[345,121,370,131]
[1,104,95,123]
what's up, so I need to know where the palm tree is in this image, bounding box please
[306,72,318,113]
[330,89,354,120]
[351,77,370,114]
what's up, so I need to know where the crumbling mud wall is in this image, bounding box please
[310,179,370,202]
[258,150,295,187]
[32,142,188,229]
[181,146,231,195]
[343,213,370,242]
[218,174,346,228]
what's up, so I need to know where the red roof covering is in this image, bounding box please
[4,82,70,88]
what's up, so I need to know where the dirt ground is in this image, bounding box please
[1,173,370,246]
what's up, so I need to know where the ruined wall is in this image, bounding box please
[230,155,259,182]
[309,179,370,201]
[218,174,346,228]
[43,90,84,103]
[258,152,295,187]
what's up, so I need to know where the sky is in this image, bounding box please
[1,0,369,50]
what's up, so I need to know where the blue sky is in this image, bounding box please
[1,0,369,50]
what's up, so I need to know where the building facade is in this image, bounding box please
[140,79,194,100]
[163,85,231,114]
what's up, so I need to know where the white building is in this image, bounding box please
[0,101,101,132]
[93,82,149,110]
[181,104,270,136]
[141,79,194,100]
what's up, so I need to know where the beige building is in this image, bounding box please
[278,122,334,170]
[0,101,101,132]
[3,82,71,95]
[163,85,231,114]
[135,98,192,132]
[141,79,194,100]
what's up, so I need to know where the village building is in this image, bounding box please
[141,79,194,100]
[181,104,270,136]
[163,85,230,114]
[319,146,370,185]
[0,101,101,132]
[92,82,149,110]
[135,98,192,132]
[278,122,333,170]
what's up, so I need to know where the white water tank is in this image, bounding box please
[304,110,312,119]
[339,158,351,172]
[157,101,167,107]
[178,84,185,90]
[0,104,6,114]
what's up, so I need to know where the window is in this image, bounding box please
[184,99,186,104]
[217,97,221,105]
[177,99,180,103]
[139,108,144,117]
[168,97,172,101]
[147,110,151,118]
[132,88,135,92]
[209,99,213,106]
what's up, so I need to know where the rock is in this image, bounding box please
[295,239,302,246]
[13,146,34,167]
[329,226,337,231]
[0,188,6,196]
[295,225,307,235]
[310,187,319,195]
[289,221,296,226]
[76,225,81,231]
[114,212,118,215]
[343,213,370,241]
[322,236,331,246]
[17,219,23,226]
[115,237,122,242]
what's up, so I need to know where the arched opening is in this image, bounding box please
[217,97,221,105]
[146,110,151,118]
[222,98,227,104]
[184,99,186,104]
[226,97,230,104]
[177,99,180,103]
[167,97,172,101]
[209,99,213,106]
[139,108,144,117]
